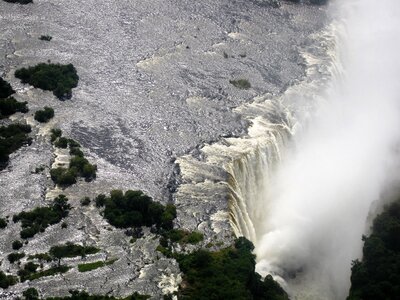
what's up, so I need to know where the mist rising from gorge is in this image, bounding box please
[254,0,400,298]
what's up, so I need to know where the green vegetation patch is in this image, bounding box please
[18,262,39,282]
[0,271,18,289]
[34,106,54,123]
[12,240,23,250]
[39,35,52,41]
[28,265,70,281]
[175,237,288,300]
[164,229,204,245]
[98,190,176,230]
[0,97,28,118]
[348,198,400,300]
[28,253,52,262]
[0,218,7,229]
[13,195,71,239]
[229,79,251,90]
[0,77,15,98]
[77,258,117,273]
[15,63,79,100]
[23,287,39,300]
[0,123,32,170]
[8,252,25,263]
[50,132,96,186]
[50,242,100,260]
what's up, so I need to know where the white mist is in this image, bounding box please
[255,0,400,299]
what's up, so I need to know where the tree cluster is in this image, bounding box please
[0,123,32,170]
[15,63,79,100]
[50,131,96,186]
[34,106,54,123]
[174,237,288,300]
[348,198,400,299]
[95,190,176,230]
[13,195,71,239]
[0,97,28,118]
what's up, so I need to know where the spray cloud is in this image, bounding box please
[255,0,400,298]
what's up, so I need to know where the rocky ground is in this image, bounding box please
[0,0,327,298]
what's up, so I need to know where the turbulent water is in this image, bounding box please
[229,0,400,299]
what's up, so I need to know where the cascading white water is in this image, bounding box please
[252,0,400,299]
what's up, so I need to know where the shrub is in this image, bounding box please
[15,63,79,100]
[12,240,23,250]
[0,271,18,289]
[50,167,77,185]
[229,79,251,90]
[14,195,70,239]
[81,197,91,206]
[0,97,28,118]
[0,78,15,98]
[0,123,32,170]
[34,106,54,123]
[0,218,7,228]
[54,137,69,148]
[28,253,52,262]
[50,128,62,142]
[27,265,70,281]
[8,252,25,263]
[77,259,117,273]
[23,287,39,300]
[39,35,52,41]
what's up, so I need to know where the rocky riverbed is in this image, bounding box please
[0,0,327,298]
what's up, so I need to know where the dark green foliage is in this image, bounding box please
[310,0,328,4]
[23,287,39,300]
[8,252,25,263]
[0,271,18,289]
[101,190,176,230]
[2,0,32,4]
[39,35,52,41]
[13,195,70,239]
[229,79,251,90]
[348,198,400,300]
[18,262,39,281]
[69,156,97,181]
[50,167,77,185]
[0,77,15,98]
[50,134,96,186]
[81,197,91,206]
[77,259,117,272]
[28,253,52,262]
[54,137,69,148]
[0,123,32,169]
[165,229,203,245]
[28,265,70,281]
[12,240,23,250]
[0,218,7,228]
[34,106,54,123]
[95,194,106,207]
[45,290,150,300]
[49,242,99,260]
[175,237,288,300]
[0,97,28,118]
[50,128,62,142]
[15,63,79,100]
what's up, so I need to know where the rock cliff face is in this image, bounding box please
[0,0,327,298]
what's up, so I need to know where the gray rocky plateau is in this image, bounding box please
[0,0,327,298]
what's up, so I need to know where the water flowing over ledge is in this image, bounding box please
[173,21,339,250]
